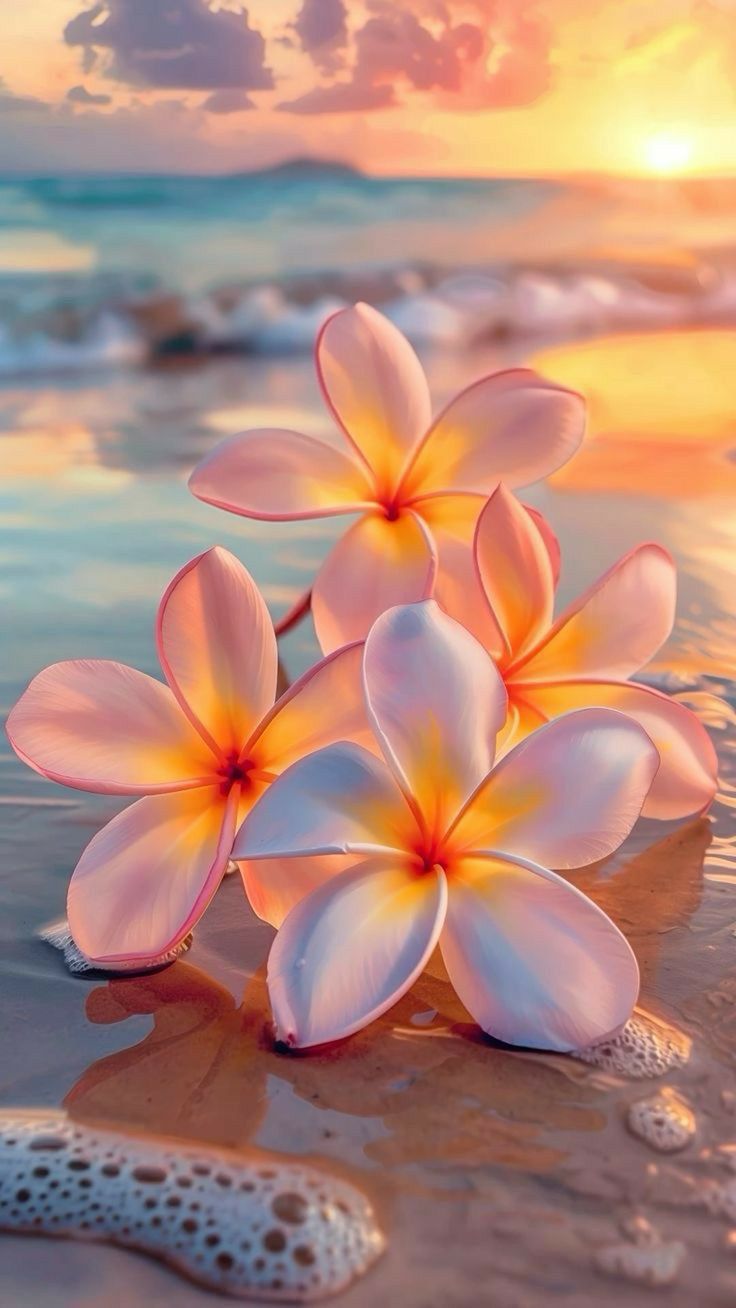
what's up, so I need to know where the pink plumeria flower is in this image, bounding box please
[189,302,584,653]
[6,547,370,968]
[234,602,659,1052]
[450,483,716,819]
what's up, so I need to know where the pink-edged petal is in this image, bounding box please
[311,509,436,654]
[239,854,354,929]
[6,660,214,795]
[251,641,375,773]
[524,502,561,585]
[67,785,238,966]
[268,858,448,1047]
[316,302,431,492]
[157,546,277,756]
[363,600,508,838]
[188,428,374,521]
[522,679,718,820]
[513,543,676,683]
[449,706,659,869]
[232,742,415,861]
[474,484,555,665]
[415,492,507,655]
[440,853,639,1051]
[494,690,547,757]
[403,368,585,499]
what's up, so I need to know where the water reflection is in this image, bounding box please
[65,961,599,1177]
[64,811,711,1183]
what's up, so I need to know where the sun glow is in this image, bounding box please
[643,132,694,175]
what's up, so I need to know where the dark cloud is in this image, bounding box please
[67,84,112,106]
[0,78,49,114]
[292,0,348,73]
[64,0,273,92]
[202,88,255,114]
[279,1,551,114]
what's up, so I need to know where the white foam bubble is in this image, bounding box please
[575,1012,691,1079]
[595,1237,686,1287]
[626,1088,696,1152]
[0,1111,385,1301]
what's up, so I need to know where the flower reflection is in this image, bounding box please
[64,816,709,1180]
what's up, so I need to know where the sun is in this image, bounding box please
[643,132,694,175]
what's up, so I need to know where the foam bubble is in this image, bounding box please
[0,1111,384,1301]
[575,1012,691,1079]
[594,1237,686,1287]
[626,1088,696,1152]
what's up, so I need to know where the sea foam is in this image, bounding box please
[0,1110,385,1301]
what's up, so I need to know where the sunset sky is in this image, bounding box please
[1,0,735,176]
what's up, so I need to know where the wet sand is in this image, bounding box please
[1,331,735,1305]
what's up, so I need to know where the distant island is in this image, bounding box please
[228,157,363,181]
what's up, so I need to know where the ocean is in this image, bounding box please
[1,163,735,373]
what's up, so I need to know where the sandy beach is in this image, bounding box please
[1,327,735,1304]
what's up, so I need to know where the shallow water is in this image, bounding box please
[1,330,736,1304]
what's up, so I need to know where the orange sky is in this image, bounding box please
[1,0,735,175]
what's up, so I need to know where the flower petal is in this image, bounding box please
[311,509,436,654]
[6,660,214,794]
[449,706,659,869]
[233,742,415,861]
[474,484,555,664]
[403,368,585,498]
[268,859,447,1047]
[363,601,508,837]
[251,641,375,773]
[156,547,277,756]
[522,679,717,820]
[440,853,639,1051]
[524,503,561,585]
[418,493,559,655]
[513,543,676,683]
[188,428,374,521]
[67,786,238,965]
[494,690,547,757]
[415,492,507,654]
[239,854,353,929]
[316,302,431,492]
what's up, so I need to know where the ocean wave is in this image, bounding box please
[1,259,736,376]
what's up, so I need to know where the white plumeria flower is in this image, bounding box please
[235,602,659,1051]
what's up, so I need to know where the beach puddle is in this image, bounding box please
[0,1110,385,1302]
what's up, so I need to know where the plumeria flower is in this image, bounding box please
[448,483,716,819]
[189,302,584,653]
[6,547,369,968]
[234,601,659,1051]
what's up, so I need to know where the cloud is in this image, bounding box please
[67,84,112,106]
[202,88,255,114]
[279,0,552,114]
[280,81,395,114]
[64,0,273,92]
[0,78,49,114]
[292,0,348,73]
[0,95,313,174]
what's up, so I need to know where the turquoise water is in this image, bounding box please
[0,168,554,289]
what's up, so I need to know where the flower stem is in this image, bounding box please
[274,588,312,637]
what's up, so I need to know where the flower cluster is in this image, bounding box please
[7,304,717,1052]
